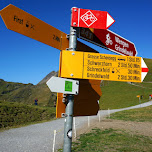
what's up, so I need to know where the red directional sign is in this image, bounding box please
[71,8,115,29]
[79,28,138,56]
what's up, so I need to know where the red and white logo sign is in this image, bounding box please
[80,10,98,27]
[71,8,115,29]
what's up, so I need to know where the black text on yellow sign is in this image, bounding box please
[60,50,142,82]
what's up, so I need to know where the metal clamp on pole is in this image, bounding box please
[68,26,77,51]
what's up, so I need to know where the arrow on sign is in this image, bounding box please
[71,8,115,29]
[141,58,149,82]
[46,76,79,95]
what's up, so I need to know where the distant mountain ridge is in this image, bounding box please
[38,71,58,85]
[0,71,58,106]
[0,78,57,107]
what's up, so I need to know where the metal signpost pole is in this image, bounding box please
[63,7,77,152]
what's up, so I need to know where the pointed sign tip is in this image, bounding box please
[141,58,149,82]
[106,13,115,29]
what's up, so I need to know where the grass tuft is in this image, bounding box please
[109,105,152,122]
[70,128,152,152]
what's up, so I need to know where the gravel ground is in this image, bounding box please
[0,101,152,152]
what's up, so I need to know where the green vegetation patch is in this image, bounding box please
[100,81,152,110]
[0,101,55,129]
[109,105,152,122]
[59,128,152,152]
[0,79,57,107]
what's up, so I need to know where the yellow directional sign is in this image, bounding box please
[60,50,148,83]
[0,4,97,52]
[0,4,63,49]
[56,51,102,118]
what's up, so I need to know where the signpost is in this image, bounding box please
[60,50,148,82]
[0,4,97,52]
[1,4,149,152]
[56,45,102,118]
[46,76,79,95]
[62,9,77,151]
[71,8,115,29]
[0,5,102,151]
[79,28,138,56]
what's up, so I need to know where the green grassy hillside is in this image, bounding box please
[0,101,55,129]
[99,58,152,109]
[0,77,57,129]
[110,105,152,122]
[99,81,152,109]
[0,79,56,107]
[0,58,151,128]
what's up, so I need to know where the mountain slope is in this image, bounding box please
[38,71,58,85]
[0,79,56,107]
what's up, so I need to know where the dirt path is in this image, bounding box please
[75,118,152,141]
[1,102,152,152]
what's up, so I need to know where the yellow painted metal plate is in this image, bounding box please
[61,51,142,82]
[60,50,84,79]
[56,51,102,118]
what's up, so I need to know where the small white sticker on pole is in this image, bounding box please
[46,76,79,95]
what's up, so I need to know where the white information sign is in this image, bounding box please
[46,76,79,95]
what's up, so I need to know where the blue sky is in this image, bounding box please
[0,0,152,84]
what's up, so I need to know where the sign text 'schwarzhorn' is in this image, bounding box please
[60,50,148,82]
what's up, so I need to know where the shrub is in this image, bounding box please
[0,101,55,128]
